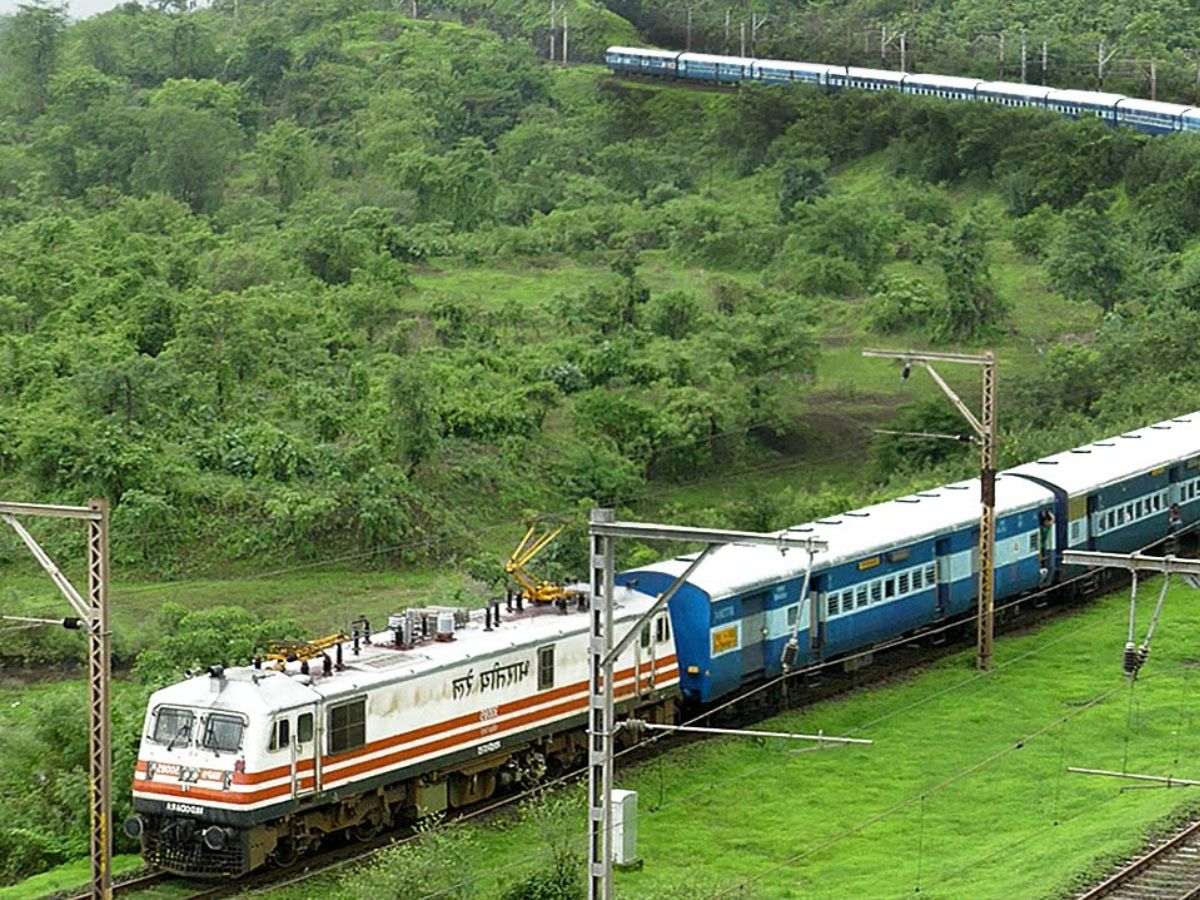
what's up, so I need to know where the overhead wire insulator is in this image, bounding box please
[781,638,798,673]
[1122,640,1139,677]
[1136,643,1150,671]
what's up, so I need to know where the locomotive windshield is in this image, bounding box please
[152,707,194,745]
[202,713,245,753]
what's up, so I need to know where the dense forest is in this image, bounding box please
[3,0,1200,581]
[7,0,1200,884]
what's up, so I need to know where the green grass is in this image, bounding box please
[313,580,1200,899]
[0,855,147,900]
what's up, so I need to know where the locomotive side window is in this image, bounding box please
[328,699,366,755]
[297,713,313,744]
[538,645,556,690]
[655,615,671,643]
[202,713,245,753]
[153,707,194,745]
[269,718,290,752]
[640,625,651,649]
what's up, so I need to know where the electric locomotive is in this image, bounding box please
[126,592,679,877]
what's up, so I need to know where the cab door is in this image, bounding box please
[290,707,318,800]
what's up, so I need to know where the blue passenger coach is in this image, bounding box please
[1007,415,1200,567]
[617,412,1200,707]
[607,46,1200,137]
[618,475,1054,704]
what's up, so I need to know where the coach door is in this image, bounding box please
[740,592,767,678]
[934,538,951,617]
[290,706,318,800]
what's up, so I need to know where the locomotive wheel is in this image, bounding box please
[352,819,382,842]
[271,838,300,868]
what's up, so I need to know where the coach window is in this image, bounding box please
[885,578,896,599]
[898,573,909,595]
[857,586,868,608]
[269,718,290,752]
[870,582,882,604]
[297,713,313,744]
[328,699,366,755]
[538,645,556,690]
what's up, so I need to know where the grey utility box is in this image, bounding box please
[611,789,641,869]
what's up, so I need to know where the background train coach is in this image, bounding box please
[606,45,1200,137]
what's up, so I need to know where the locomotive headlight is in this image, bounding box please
[146,762,157,779]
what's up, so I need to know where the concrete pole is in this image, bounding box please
[587,508,615,900]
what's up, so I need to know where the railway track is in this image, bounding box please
[59,869,170,900]
[1078,818,1200,899]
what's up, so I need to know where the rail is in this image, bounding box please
[1077,818,1200,899]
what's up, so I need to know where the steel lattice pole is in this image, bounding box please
[977,358,997,671]
[87,499,112,900]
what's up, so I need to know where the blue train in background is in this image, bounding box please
[618,412,1200,704]
[606,46,1200,136]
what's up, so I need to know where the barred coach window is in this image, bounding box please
[328,699,366,755]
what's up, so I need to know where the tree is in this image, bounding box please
[387,359,442,474]
[133,104,239,213]
[778,155,829,222]
[1046,194,1129,310]
[0,1,67,119]
[931,208,1006,342]
[253,119,319,208]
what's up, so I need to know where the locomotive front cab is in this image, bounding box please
[129,693,259,878]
